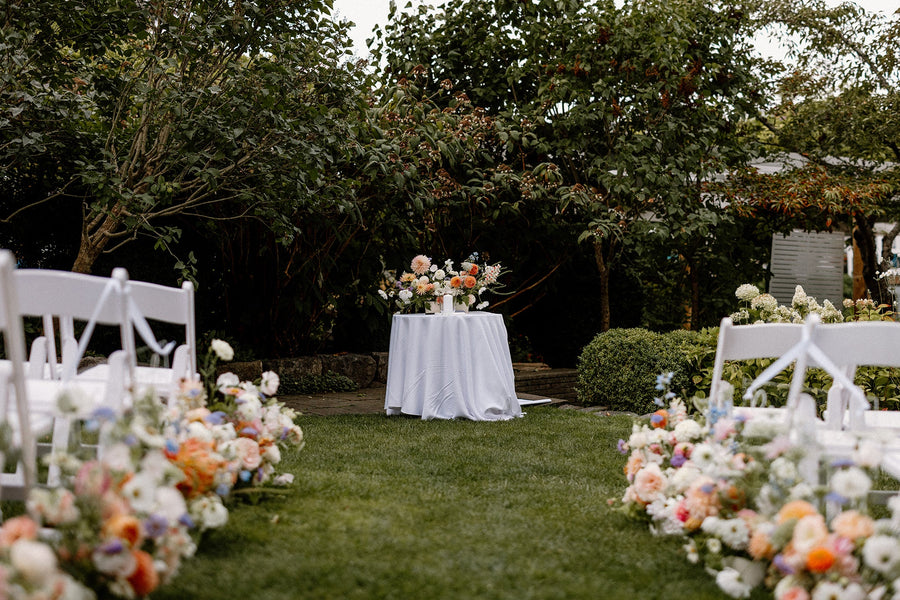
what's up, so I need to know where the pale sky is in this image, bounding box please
[331,0,899,61]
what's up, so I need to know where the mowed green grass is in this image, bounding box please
[156,408,739,600]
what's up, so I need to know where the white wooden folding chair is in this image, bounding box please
[709,317,806,419]
[78,278,196,397]
[14,267,136,386]
[0,251,55,502]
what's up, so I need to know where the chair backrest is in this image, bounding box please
[0,250,38,494]
[710,317,805,405]
[125,278,196,375]
[14,267,133,380]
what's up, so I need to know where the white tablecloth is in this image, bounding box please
[384,312,521,420]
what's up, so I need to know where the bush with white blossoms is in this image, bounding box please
[616,373,900,599]
[730,284,845,325]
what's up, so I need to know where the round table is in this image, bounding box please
[384,312,521,420]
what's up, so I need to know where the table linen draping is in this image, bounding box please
[384,312,521,420]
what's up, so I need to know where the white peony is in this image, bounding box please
[716,568,752,599]
[672,419,703,442]
[831,466,872,500]
[211,339,234,361]
[216,372,240,390]
[864,535,900,573]
[10,540,58,586]
[260,370,280,396]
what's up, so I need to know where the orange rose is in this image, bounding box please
[748,529,775,560]
[127,550,160,597]
[103,514,143,548]
[806,546,835,573]
[777,500,818,524]
[468,264,479,275]
[450,276,462,288]
[463,276,477,289]
[170,438,224,498]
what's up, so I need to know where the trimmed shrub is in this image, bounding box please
[576,328,694,414]
[279,371,358,395]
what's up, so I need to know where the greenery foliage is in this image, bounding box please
[278,371,358,395]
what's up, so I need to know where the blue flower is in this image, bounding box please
[165,439,179,454]
[179,513,195,529]
[98,539,125,555]
[240,470,252,482]
[653,396,665,407]
[830,458,855,469]
[616,439,628,454]
[773,554,794,575]
[205,411,227,425]
[144,514,168,538]
[700,483,715,494]
[670,454,687,468]
[825,491,849,506]
[91,407,117,422]
[241,427,259,437]
[216,483,231,497]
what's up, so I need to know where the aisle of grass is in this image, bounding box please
[157,408,737,600]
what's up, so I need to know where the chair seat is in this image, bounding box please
[77,363,190,397]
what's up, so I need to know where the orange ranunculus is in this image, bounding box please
[468,264,479,275]
[777,500,818,524]
[103,514,143,548]
[650,409,668,429]
[806,546,835,573]
[463,276,477,289]
[450,276,462,288]
[748,529,775,560]
[170,438,223,499]
[127,550,160,597]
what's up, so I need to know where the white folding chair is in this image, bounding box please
[709,317,806,420]
[0,251,54,502]
[78,278,196,397]
[14,267,136,385]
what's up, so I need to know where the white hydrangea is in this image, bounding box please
[735,284,760,302]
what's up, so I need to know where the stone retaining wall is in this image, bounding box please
[226,354,577,400]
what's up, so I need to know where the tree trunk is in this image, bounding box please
[852,230,867,300]
[593,238,611,332]
[72,212,121,274]
[853,216,889,305]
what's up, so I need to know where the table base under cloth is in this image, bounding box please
[384,312,522,421]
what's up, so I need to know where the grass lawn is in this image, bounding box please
[155,407,743,600]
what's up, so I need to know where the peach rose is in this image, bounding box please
[624,452,644,481]
[463,275,477,288]
[0,516,38,547]
[632,463,666,505]
[791,514,829,557]
[450,276,462,288]
[831,510,875,541]
[748,529,775,560]
[777,500,818,524]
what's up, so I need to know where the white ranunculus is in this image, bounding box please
[10,540,58,586]
[770,457,798,482]
[260,370,280,396]
[263,444,281,464]
[398,289,413,303]
[672,419,703,442]
[377,289,388,300]
[810,582,843,600]
[853,438,883,468]
[715,568,752,599]
[216,372,240,390]
[433,269,446,280]
[211,339,234,361]
[864,535,900,573]
[718,518,750,550]
[831,466,872,500]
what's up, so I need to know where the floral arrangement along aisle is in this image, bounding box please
[615,374,900,599]
[0,340,304,599]
[377,253,504,313]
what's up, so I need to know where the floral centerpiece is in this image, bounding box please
[377,253,505,313]
[616,373,900,599]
